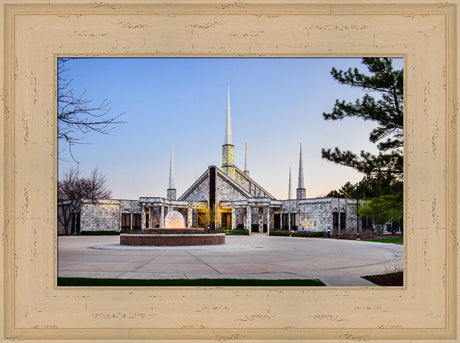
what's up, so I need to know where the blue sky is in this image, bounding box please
[58,57,403,200]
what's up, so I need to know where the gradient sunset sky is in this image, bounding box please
[58,57,403,200]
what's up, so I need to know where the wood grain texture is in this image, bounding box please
[0,1,458,342]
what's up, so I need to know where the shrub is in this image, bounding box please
[222,228,249,235]
[269,230,290,237]
[269,230,325,238]
[303,231,325,237]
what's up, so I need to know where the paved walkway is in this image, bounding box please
[58,235,404,286]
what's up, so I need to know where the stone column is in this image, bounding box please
[280,212,283,230]
[338,212,341,235]
[148,206,152,229]
[258,207,263,233]
[288,210,291,231]
[247,206,252,235]
[130,212,133,231]
[231,205,236,230]
[160,206,165,228]
[141,204,145,230]
[187,205,193,228]
[266,207,270,235]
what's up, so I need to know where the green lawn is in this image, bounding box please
[364,237,403,244]
[58,277,325,287]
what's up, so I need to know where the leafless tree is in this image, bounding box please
[57,167,112,235]
[57,58,124,160]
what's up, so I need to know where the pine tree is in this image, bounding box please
[323,58,404,231]
[322,58,403,178]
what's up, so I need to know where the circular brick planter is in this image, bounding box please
[120,233,225,246]
[142,228,206,234]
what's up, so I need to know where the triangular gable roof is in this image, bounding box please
[178,169,209,201]
[233,166,276,200]
[214,167,252,199]
[179,166,252,202]
[179,165,276,201]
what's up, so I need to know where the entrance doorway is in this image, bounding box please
[221,213,231,229]
[274,213,280,229]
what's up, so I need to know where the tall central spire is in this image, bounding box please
[167,144,176,200]
[297,143,306,200]
[224,86,232,145]
[221,87,236,180]
[288,167,292,200]
[169,144,174,189]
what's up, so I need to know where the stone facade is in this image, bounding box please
[80,201,121,232]
[286,198,357,233]
[179,174,209,202]
[215,171,250,203]
[120,199,142,214]
[233,168,274,198]
[58,195,361,235]
[57,162,364,235]
[57,199,142,234]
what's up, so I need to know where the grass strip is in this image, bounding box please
[364,237,403,244]
[362,272,403,286]
[58,277,325,287]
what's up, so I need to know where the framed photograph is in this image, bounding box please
[55,56,404,288]
[1,1,458,342]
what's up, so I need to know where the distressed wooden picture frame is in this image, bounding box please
[0,1,458,342]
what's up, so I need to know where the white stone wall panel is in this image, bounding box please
[80,202,121,232]
[181,178,210,202]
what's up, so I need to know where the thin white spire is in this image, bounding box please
[298,143,304,189]
[288,167,292,200]
[244,143,248,171]
[169,144,175,189]
[224,86,232,145]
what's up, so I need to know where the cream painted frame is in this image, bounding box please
[0,1,458,342]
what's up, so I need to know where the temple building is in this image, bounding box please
[58,90,360,235]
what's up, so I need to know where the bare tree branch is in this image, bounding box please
[57,58,125,161]
[57,167,112,234]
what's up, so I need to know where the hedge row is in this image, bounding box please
[71,229,324,237]
[80,230,121,235]
[219,228,250,235]
[269,230,325,238]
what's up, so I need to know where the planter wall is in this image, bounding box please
[120,233,225,246]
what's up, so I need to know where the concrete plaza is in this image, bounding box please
[58,234,404,286]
